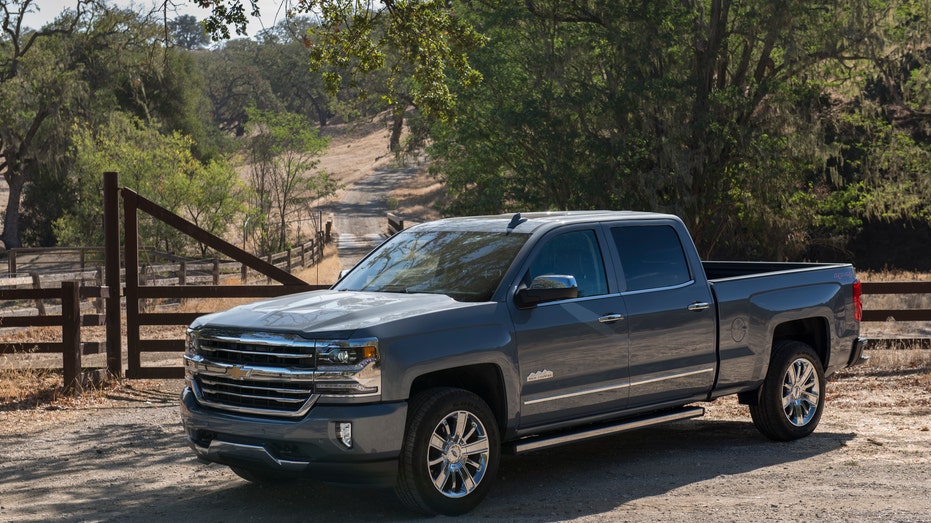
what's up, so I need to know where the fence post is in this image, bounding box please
[241,263,247,283]
[95,266,104,313]
[30,272,47,316]
[103,171,122,378]
[213,257,220,285]
[266,254,273,284]
[179,261,187,286]
[62,281,81,392]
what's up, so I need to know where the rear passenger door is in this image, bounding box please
[607,222,716,407]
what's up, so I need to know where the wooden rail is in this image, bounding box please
[861,281,931,322]
[387,212,404,235]
[860,281,931,350]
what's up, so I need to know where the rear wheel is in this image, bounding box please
[396,388,500,515]
[750,340,825,441]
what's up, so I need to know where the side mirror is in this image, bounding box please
[515,275,579,308]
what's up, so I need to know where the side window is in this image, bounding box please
[526,230,608,298]
[612,225,691,291]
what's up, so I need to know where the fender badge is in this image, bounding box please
[227,366,252,380]
[527,370,554,382]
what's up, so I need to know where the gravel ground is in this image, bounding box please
[1,355,930,523]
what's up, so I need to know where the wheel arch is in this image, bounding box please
[407,364,508,437]
[772,317,830,368]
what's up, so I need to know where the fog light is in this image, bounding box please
[337,422,353,448]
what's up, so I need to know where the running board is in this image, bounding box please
[508,406,705,455]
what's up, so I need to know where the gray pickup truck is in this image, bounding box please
[181,211,867,515]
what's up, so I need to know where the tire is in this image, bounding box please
[229,465,288,485]
[749,340,826,441]
[396,388,500,516]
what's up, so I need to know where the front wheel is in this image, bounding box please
[750,340,826,441]
[396,388,500,516]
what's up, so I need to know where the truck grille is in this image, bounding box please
[188,330,318,417]
[197,331,317,369]
[196,375,314,414]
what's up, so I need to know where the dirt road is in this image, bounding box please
[328,166,421,270]
[2,361,930,523]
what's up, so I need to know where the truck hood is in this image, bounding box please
[190,290,483,336]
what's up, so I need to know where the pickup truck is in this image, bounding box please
[181,211,867,515]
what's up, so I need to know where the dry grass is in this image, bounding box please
[387,166,445,224]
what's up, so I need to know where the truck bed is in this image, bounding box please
[702,260,851,281]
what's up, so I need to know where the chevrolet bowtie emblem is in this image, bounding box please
[227,366,251,380]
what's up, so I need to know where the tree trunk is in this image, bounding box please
[1,170,25,250]
[389,106,405,153]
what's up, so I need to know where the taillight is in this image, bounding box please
[853,279,863,322]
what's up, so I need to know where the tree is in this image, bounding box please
[428,0,918,259]
[169,14,210,50]
[194,0,931,261]
[0,0,92,250]
[196,0,486,121]
[254,19,337,128]
[245,108,338,254]
[55,112,243,254]
[196,38,279,135]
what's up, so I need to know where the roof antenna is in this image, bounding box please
[507,212,527,232]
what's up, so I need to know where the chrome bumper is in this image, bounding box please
[192,439,310,471]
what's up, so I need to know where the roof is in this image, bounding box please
[408,210,679,235]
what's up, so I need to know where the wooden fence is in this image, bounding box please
[3,276,928,386]
[0,282,109,391]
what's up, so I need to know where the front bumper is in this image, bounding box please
[180,387,407,487]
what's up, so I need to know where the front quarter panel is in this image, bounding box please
[372,302,520,422]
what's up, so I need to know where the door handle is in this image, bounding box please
[688,302,711,312]
[598,314,625,323]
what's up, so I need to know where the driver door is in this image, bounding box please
[509,228,630,428]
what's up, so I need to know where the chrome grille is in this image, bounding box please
[197,331,316,369]
[188,330,319,417]
[196,375,313,414]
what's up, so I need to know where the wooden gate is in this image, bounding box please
[104,172,326,379]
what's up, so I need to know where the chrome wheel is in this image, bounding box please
[750,340,826,441]
[397,388,500,515]
[782,357,821,427]
[427,410,491,498]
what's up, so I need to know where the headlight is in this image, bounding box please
[315,338,380,397]
[317,340,378,366]
[185,328,199,357]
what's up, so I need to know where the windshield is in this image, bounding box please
[334,229,529,302]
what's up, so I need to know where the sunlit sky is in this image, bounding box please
[19,0,290,37]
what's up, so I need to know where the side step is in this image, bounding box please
[507,406,705,455]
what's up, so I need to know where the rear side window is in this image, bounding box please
[611,225,691,291]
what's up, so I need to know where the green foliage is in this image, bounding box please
[54,113,243,254]
[170,14,211,50]
[200,0,487,120]
[244,108,340,253]
[424,0,931,260]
